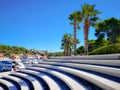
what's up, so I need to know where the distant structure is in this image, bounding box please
[0,52,9,60]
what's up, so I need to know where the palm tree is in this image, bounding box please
[69,11,82,56]
[81,4,102,55]
[61,33,73,56]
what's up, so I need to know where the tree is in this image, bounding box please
[88,40,96,52]
[77,46,84,55]
[61,33,74,56]
[81,4,102,55]
[0,44,31,56]
[95,17,120,44]
[116,35,120,43]
[69,11,82,56]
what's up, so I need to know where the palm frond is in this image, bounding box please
[69,11,82,24]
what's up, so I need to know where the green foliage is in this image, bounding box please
[47,52,63,58]
[89,44,120,55]
[69,11,82,25]
[54,52,64,57]
[69,11,82,56]
[81,3,102,55]
[47,53,52,58]
[81,4,102,21]
[116,35,120,43]
[95,38,109,48]
[0,44,36,56]
[67,4,120,55]
[61,33,74,56]
[95,17,120,44]
[77,46,84,54]
[61,33,80,56]
[88,40,97,52]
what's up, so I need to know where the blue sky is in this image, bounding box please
[0,0,120,52]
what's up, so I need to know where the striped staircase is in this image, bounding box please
[0,55,120,90]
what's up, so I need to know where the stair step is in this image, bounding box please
[57,66,120,90]
[34,62,120,78]
[0,79,17,90]
[31,64,120,90]
[27,67,87,90]
[44,59,120,66]
[27,67,71,90]
[0,86,4,90]
[19,69,61,90]
[11,72,43,90]
[2,75,29,90]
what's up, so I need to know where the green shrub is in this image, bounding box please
[89,44,120,55]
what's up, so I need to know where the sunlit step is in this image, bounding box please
[35,62,120,78]
[27,67,88,90]
[11,72,43,90]
[29,65,120,90]
[2,75,29,90]
[19,69,61,90]
[0,86,4,90]
[45,59,120,66]
[0,79,17,90]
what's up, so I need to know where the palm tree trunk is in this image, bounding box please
[63,49,65,56]
[84,18,90,55]
[67,45,69,56]
[70,48,72,56]
[65,46,67,56]
[74,21,77,56]
[114,32,117,44]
